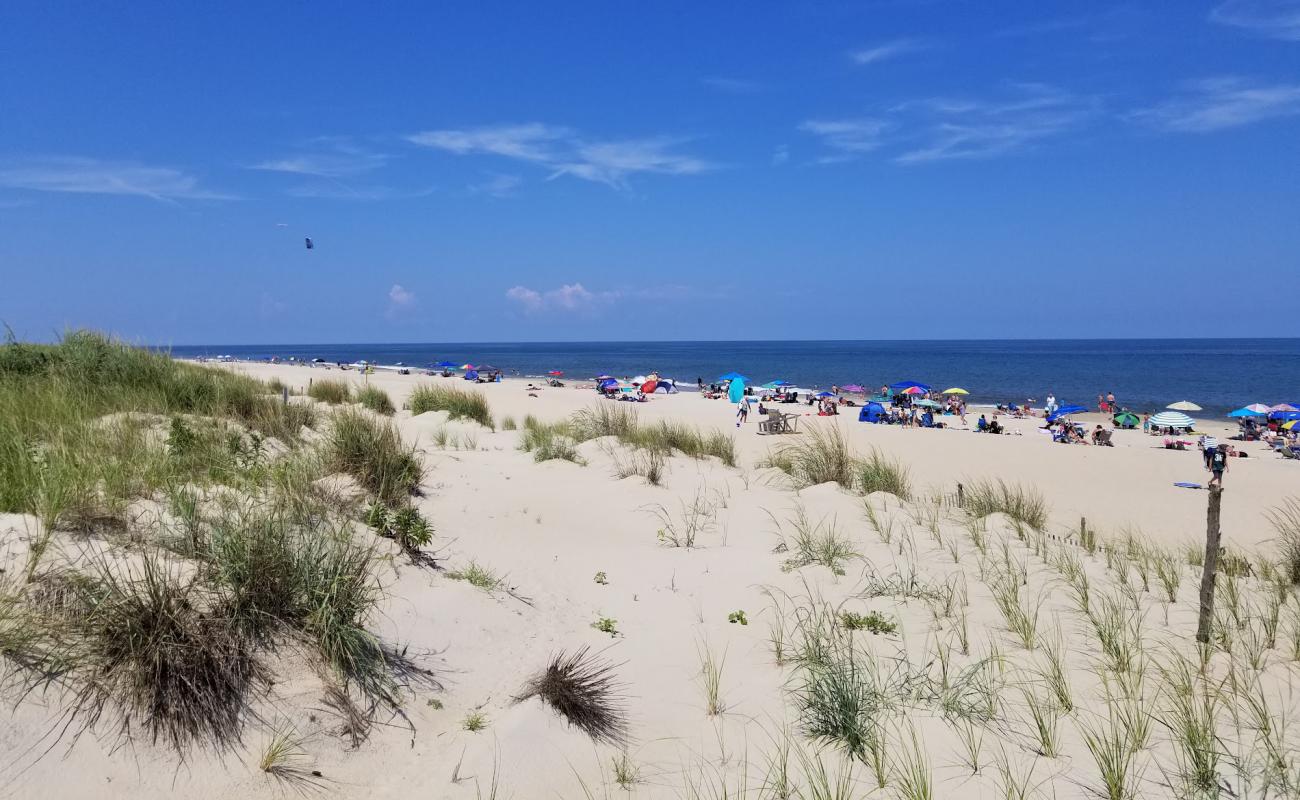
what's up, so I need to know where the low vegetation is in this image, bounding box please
[514,648,628,745]
[407,384,494,428]
[323,408,422,505]
[355,384,395,415]
[308,379,351,405]
[961,478,1049,531]
[764,424,911,499]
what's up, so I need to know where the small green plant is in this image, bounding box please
[449,561,502,592]
[426,698,444,709]
[839,610,897,635]
[698,641,727,716]
[355,384,395,415]
[408,384,494,428]
[727,610,748,625]
[593,616,619,637]
[463,711,487,732]
[593,571,609,585]
[500,416,517,431]
[611,751,641,789]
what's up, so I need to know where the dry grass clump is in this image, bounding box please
[355,384,395,415]
[856,448,912,500]
[1267,497,1300,585]
[308,379,351,405]
[764,424,856,488]
[962,479,1049,531]
[515,647,628,745]
[407,384,494,428]
[569,404,639,441]
[323,408,422,505]
[567,405,736,466]
[518,417,585,464]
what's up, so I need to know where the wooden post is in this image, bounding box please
[957,483,964,508]
[281,386,289,406]
[1195,487,1224,644]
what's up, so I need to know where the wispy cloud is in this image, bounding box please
[285,183,435,201]
[250,136,389,178]
[387,284,417,318]
[0,157,232,201]
[469,173,522,198]
[408,123,714,188]
[1210,0,1300,41]
[798,119,890,160]
[701,76,764,94]
[505,283,620,314]
[1133,77,1300,132]
[800,83,1096,164]
[849,38,928,65]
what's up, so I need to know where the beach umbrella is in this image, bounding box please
[943,388,969,395]
[1243,403,1270,414]
[548,370,564,376]
[1167,401,1203,412]
[719,372,749,383]
[460,363,476,370]
[598,378,619,390]
[1271,404,1300,413]
[815,391,834,398]
[1283,420,1300,431]
[727,378,747,404]
[915,399,943,408]
[1227,407,1266,418]
[1113,411,1140,427]
[841,384,866,394]
[898,385,926,395]
[433,360,458,368]
[1149,411,1196,428]
[1272,411,1300,421]
[762,379,792,389]
[641,379,659,393]
[595,375,615,381]
[890,381,931,392]
[1047,405,1088,422]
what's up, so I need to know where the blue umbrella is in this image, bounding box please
[1227,407,1266,418]
[719,372,749,383]
[1047,405,1088,422]
[434,360,458,368]
[815,391,834,398]
[1271,411,1300,421]
[728,378,747,404]
[762,379,792,388]
[598,378,619,389]
[890,380,931,392]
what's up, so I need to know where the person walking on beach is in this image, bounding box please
[1200,434,1219,469]
[1209,444,1228,489]
[736,400,749,427]
[1046,393,1057,417]
[1106,391,1116,411]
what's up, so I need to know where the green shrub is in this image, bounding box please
[308,379,351,405]
[355,385,395,415]
[840,610,897,635]
[407,384,493,428]
[323,408,422,504]
[962,479,1048,531]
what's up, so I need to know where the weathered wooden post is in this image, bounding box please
[1195,487,1224,644]
[957,482,964,508]
[281,385,289,406]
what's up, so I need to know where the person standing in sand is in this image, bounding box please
[1209,444,1228,489]
[736,400,748,427]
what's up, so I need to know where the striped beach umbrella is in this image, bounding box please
[1148,411,1196,429]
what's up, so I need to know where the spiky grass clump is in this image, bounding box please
[354,385,395,415]
[308,379,351,405]
[962,479,1049,531]
[568,404,639,441]
[765,424,856,488]
[407,384,494,428]
[780,508,859,576]
[323,408,422,504]
[518,418,585,464]
[855,448,911,499]
[515,647,628,745]
[1267,497,1300,585]
[447,560,502,592]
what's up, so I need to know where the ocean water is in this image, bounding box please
[166,339,1300,417]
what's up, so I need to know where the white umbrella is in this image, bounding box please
[1149,411,1195,428]
[1166,400,1202,412]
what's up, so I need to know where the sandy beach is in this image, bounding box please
[3,356,1298,800]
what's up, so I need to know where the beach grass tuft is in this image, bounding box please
[855,448,912,499]
[962,479,1049,531]
[407,384,494,428]
[515,647,628,745]
[323,407,422,504]
[308,379,351,405]
[355,384,395,415]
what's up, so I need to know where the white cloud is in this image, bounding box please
[800,84,1096,164]
[286,183,435,201]
[387,284,417,317]
[849,38,927,65]
[1132,77,1300,132]
[469,173,522,197]
[0,157,232,201]
[409,123,714,189]
[1210,0,1300,41]
[250,137,389,178]
[505,283,621,314]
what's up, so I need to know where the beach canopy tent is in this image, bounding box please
[859,402,886,423]
[719,372,749,383]
[841,384,866,393]
[890,381,931,393]
[1149,411,1196,429]
[1048,405,1088,421]
[943,388,969,395]
[463,370,479,381]
[1113,411,1140,428]
[1167,401,1203,412]
[654,381,677,393]
[1228,407,1267,418]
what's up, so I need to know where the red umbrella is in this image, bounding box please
[548,370,564,375]
[641,379,658,394]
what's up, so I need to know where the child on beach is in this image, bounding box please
[1209,445,1228,489]
[736,400,749,427]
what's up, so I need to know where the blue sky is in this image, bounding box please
[2,1,1298,344]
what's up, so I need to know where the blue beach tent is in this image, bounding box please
[859,402,886,423]
[463,370,479,381]
[889,381,931,392]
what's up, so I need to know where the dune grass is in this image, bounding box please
[961,479,1049,531]
[856,448,912,500]
[765,424,856,488]
[407,384,494,428]
[1267,497,1300,585]
[323,408,422,505]
[515,647,628,745]
[308,379,351,405]
[355,384,395,415]
[518,417,585,464]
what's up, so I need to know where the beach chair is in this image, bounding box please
[1096,429,1114,447]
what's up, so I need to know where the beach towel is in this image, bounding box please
[1174,482,1203,490]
